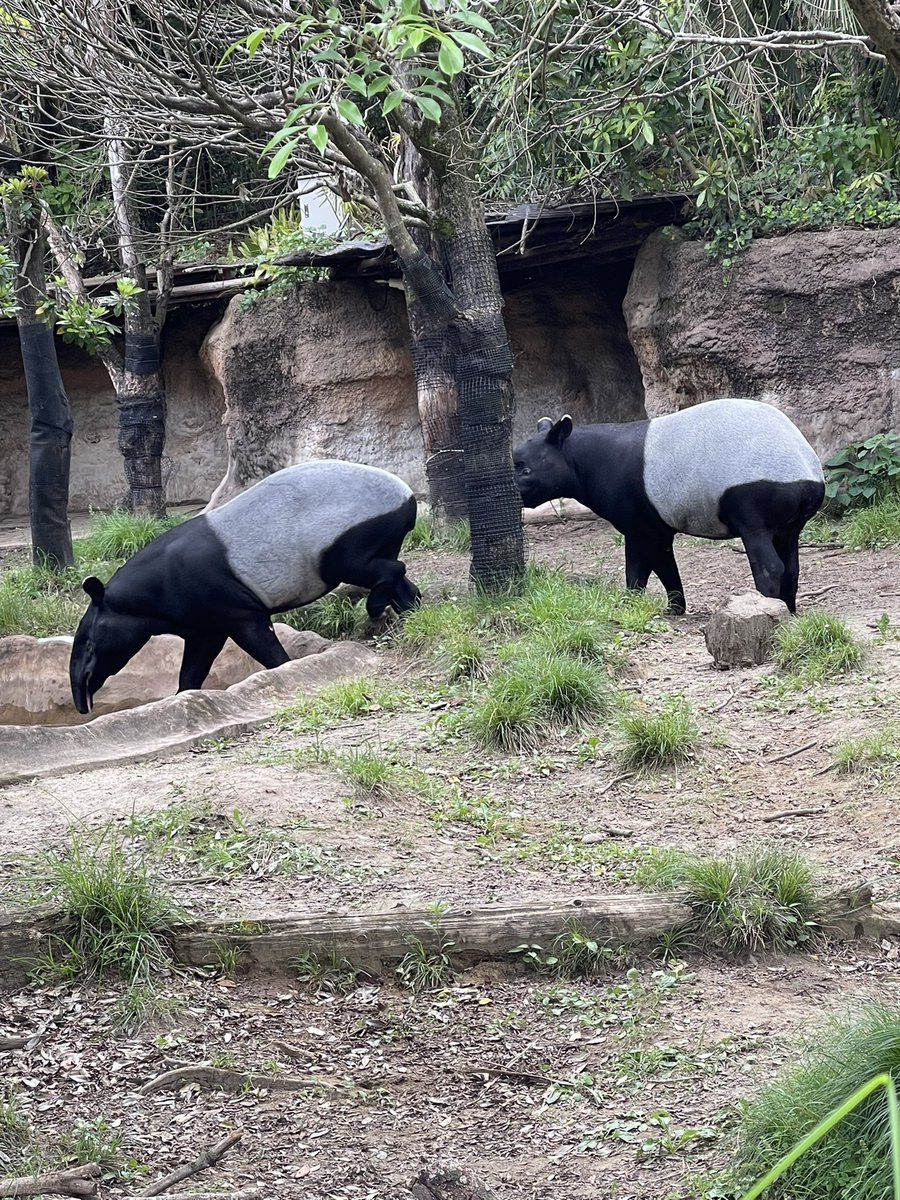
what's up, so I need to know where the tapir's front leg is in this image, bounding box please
[228,616,291,671]
[178,631,228,692]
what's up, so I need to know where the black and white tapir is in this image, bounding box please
[70,461,420,714]
[513,397,825,614]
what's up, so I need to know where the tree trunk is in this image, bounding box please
[433,120,524,590]
[3,196,74,569]
[844,0,900,80]
[397,136,466,531]
[106,119,167,516]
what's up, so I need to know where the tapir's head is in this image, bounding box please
[69,577,151,714]
[512,415,576,508]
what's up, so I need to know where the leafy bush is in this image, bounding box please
[823,433,900,513]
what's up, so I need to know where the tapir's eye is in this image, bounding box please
[515,462,530,477]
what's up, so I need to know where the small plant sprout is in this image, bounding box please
[617,695,699,771]
[110,984,184,1035]
[293,949,365,994]
[211,943,245,978]
[833,725,900,779]
[395,935,456,992]
[336,748,401,799]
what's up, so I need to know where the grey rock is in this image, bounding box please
[704,592,791,669]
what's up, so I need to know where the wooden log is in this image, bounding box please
[0,887,892,989]
[0,1164,100,1197]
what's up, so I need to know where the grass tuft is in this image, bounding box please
[34,830,178,984]
[731,1002,900,1200]
[282,592,371,640]
[839,493,900,550]
[275,677,402,732]
[617,695,699,771]
[294,949,366,994]
[833,724,900,779]
[636,844,820,954]
[110,983,184,1035]
[773,611,864,684]
[396,935,455,992]
[78,509,183,560]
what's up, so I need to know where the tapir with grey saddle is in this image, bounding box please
[70,461,420,714]
[513,398,825,614]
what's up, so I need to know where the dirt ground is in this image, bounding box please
[1,518,900,1199]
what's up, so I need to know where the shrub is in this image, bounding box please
[823,432,900,513]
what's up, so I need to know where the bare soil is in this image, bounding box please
[2,519,900,1199]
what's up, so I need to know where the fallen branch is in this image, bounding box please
[767,740,819,764]
[707,688,735,715]
[595,772,635,797]
[139,1129,243,1196]
[140,1065,349,1096]
[803,584,839,599]
[0,1164,100,1197]
[409,1164,498,1200]
[762,806,826,823]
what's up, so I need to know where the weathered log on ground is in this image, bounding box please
[0,1163,100,1197]
[0,887,891,990]
[409,1164,497,1200]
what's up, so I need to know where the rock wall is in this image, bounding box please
[0,304,228,519]
[201,260,647,504]
[624,228,900,455]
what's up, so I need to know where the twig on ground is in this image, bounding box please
[762,806,826,823]
[0,1164,100,1197]
[803,584,839,600]
[707,689,735,715]
[595,772,635,796]
[767,741,819,763]
[139,1129,243,1196]
[140,1064,347,1096]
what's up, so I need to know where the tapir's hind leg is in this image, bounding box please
[321,497,421,621]
[227,616,291,671]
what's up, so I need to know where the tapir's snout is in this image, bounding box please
[70,650,96,715]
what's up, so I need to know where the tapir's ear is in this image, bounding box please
[547,415,573,446]
[83,576,105,605]
[536,416,553,434]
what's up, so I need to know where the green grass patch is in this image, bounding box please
[730,1003,900,1200]
[839,493,900,550]
[282,592,372,640]
[617,694,699,771]
[833,724,900,781]
[403,514,471,552]
[0,1085,31,1168]
[516,827,651,883]
[773,611,864,685]
[275,677,403,732]
[430,791,523,845]
[468,648,612,751]
[294,949,368,994]
[636,845,820,954]
[34,831,179,984]
[512,920,628,978]
[110,983,185,1035]
[77,509,183,560]
[396,935,455,992]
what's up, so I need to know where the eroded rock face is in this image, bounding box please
[624,228,900,457]
[0,624,327,726]
[704,592,790,670]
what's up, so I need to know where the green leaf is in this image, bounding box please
[414,94,442,122]
[307,123,329,155]
[641,121,654,145]
[451,29,491,57]
[263,126,302,154]
[381,89,405,115]
[437,36,464,77]
[268,137,299,178]
[245,27,268,57]
[366,75,392,95]
[346,73,368,95]
[455,8,495,34]
[270,21,292,39]
[336,98,364,125]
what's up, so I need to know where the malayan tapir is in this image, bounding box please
[513,397,825,614]
[70,460,420,714]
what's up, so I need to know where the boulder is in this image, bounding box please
[0,624,328,726]
[704,592,790,670]
[624,228,900,458]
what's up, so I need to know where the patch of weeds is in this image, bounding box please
[78,509,184,560]
[211,943,246,977]
[0,1085,30,1169]
[469,648,612,751]
[294,949,367,994]
[773,610,864,685]
[0,557,114,637]
[209,1048,238,1068]
[576,1110,719,1157]
[799,513,839,544]
[275,677,402,732]
[58,1117,142,1180]
[636,845,821,954]
[617,694,699,771]
[729,1002,900,1200]
[839,492,900,550]
[512,921,628,978]
[110,984,184,1035]
[33,829,178,984]
[515,827,650,883]
[404,514,439,550]
[430,790,523,845]
[283,592,371,640]
[335,748,404,800]
[537,963,692,1038]
[833,724,900,781]
[396,935,455,992]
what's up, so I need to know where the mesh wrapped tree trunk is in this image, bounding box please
[117,328,166,517]
[4,197,74,569]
